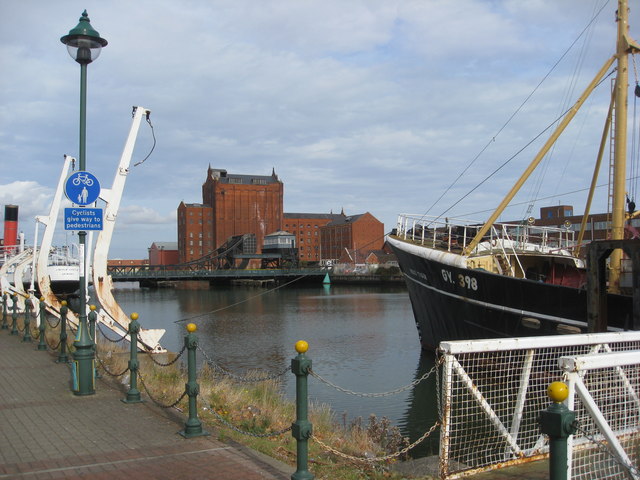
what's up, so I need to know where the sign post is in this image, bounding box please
[64,170,102,396]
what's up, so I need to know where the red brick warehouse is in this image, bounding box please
[178,166,282,263]
[176,165,387,266]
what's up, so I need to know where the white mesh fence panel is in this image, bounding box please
[564,351,640,480]
[439,332,640,479]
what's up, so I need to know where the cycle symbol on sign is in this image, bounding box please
[71,173,94,187]
[64,171,100,206]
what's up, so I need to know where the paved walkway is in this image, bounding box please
[0,330,293,479]
[0,325,553,480]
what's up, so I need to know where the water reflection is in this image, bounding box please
[399,350,440,458]
[109,283,439,458]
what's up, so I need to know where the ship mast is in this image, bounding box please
[463,1,640,268]
[610,0,632,292]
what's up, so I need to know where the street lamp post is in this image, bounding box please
[61,11,107,396]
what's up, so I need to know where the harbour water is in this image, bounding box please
[109,282,440,457]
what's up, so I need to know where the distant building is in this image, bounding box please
[107,258,149,267]
[320,212,385,264]
[365,249,398,267]
[149,241,179,265]
[283,212,343,263]
[539,205,574,220]
[177,202,213,263]
[524,205,640,241]
[175,166,387,267]
[262,230,298,268]
[178,166,283,263]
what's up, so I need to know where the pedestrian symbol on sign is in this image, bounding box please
[64,171,101,206]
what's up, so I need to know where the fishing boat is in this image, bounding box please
[387,1,638,349]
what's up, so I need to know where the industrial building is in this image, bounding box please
[175,166,386,266]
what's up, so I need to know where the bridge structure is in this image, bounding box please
[107,233,328,286]
[106,263,328,286]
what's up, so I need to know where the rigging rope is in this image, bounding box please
[173,274,309,323]
[542,0,601,213]
[424,0,611,222]
[435,68,616,220]
[461,172,640,218]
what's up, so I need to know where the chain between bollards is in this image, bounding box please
[1,292,9,330]
[122,312,142,403]
[57,301,69,363]
[179,323,209,438]
[539,381,578,480]
[37,297,47,351]
[291,340,314,480]
[10,294,19,335]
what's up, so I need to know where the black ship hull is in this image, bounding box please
[388,237,632,350]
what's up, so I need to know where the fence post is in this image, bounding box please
[123,312,142,403]
[11,294,19,335]
[291,340,314,480]
[539,381,577,480]
[178,323,208,438]
[57,301,69,363]
[1,292,8,330]
[22,295,32,343]
[37,297,47,351]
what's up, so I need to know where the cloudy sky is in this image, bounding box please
[1,0,637,259]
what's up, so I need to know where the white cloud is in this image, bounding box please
[0,182,53,226]
[0,0,634,258]
[118,205,175,225]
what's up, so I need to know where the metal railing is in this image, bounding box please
[438,331,640,479]
[394,213,578,256]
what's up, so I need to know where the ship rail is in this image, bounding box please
[394,214,577,255]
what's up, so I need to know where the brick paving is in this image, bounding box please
[0,331,293,479]
[0,322,555,480]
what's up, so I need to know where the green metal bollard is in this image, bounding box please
[539,381,577,480]
[291,340,314,480]
[22,295,32,343]
[37,297,47,351]
[72,297,96,395]
[178,323,208,438]
[122,312,142,403]
[1,292,8,330]
[57,301,69,363]
[10,294,19,335]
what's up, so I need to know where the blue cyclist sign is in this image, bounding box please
[64,170,103,231]
[64,171,101,206]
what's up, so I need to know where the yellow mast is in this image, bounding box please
[462,55,615,256]
[610,0,631,293]
[576,90,614,257]
[464,1,640,266]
